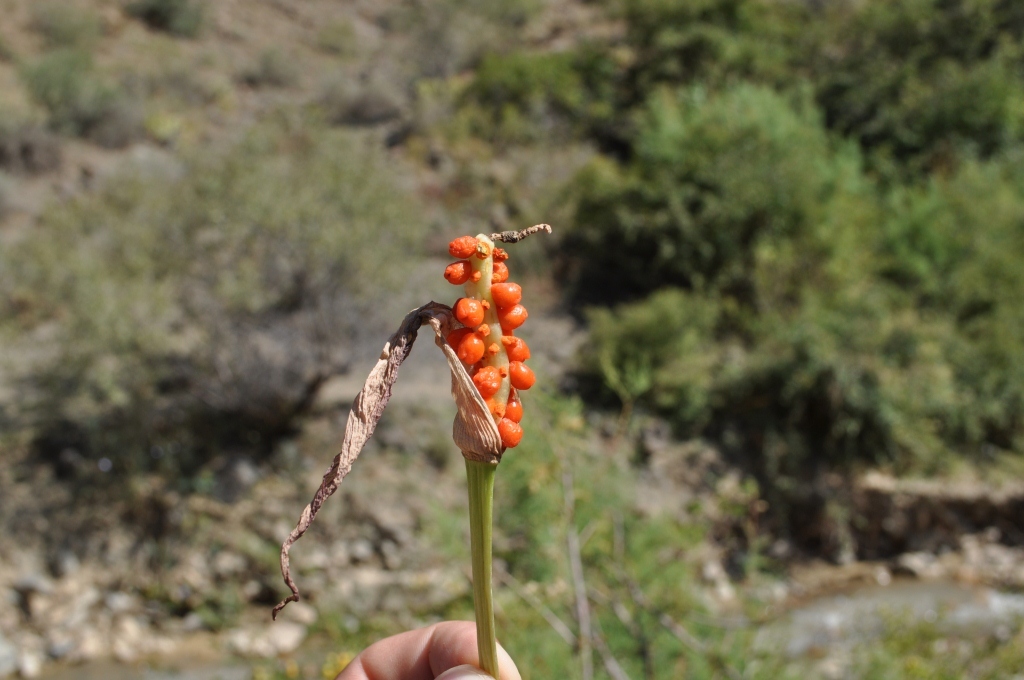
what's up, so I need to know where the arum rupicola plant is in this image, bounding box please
[272,224,549,678]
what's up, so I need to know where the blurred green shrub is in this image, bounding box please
[0,120,61,174]
[579,155,1024,511]
[239,49,298,89]
[126,0,204,38]
[461,49,616,144]
[461,0,1024,172]
[393,0,541,79]
[318,75,406,126]
[21,49,142,147]
[0,171,13,219]
[0,122,424,482]
[561,84,840,306]
[581,289,719,424]
[447,0,1024,551]
[809,0,1024,173]
[616,0,805,99]
[31,2,103,49]
[878,158,1024,453]
[315,19,357,57]
[0,34,13,61]
[561,80,1024,545]
[458,0,805,150]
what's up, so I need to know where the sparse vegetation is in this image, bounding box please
[30,2,103,49]
[126,0,204,38]
[20,49,142,146]
[315,19,357,57]
[0,171,14,218]
[0,120,61,173]
[0,120,424,482]
[240,49,299,89]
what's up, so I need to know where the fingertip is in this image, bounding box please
[427,621,521,680]
[435,665,491,680]
[495,642,522,680]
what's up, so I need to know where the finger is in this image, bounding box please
[435,665,492,680]
[425,621,521,680]
[336,621,521,680]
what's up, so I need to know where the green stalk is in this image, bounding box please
[466,458,499,677]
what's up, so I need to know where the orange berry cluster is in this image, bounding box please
[445,234,534,449]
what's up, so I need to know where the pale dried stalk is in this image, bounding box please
[490,223,552,244]
[564,466,594,680]
[497,565,577,646]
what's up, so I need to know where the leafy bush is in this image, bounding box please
[461,50,616,144]
[460,0,1024,171]
[559,76,1024,549]
[878,158,1024,453]
[126,0,204,38]
[808,0,1024,173]
[458,0,806,151]
[31,2,103,49]
[578,152,1024,545]
[561,84,842,306]
[581,289,720,423]
[0,122,425,481]
[616,0,806,100]
[21,50,142,147]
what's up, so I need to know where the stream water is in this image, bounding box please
[756,579,1024,658]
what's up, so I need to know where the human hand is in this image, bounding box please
[337,621,521,680]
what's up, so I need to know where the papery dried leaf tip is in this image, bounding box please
[445,233,534,450]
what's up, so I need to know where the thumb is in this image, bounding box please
[435,665,494,680]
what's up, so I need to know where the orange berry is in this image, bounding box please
[506,390,523,423]
[448,327,472,345]
[498,418,523,448]
[509,361,535,390]
[457,334,485,364]
[473,366,502,398]
[444,261,471,285]
[501,335,531,362]
[487,398,507,418]
[498,304,528,332]
[449,236,479,259]
[455,298,485,327]
[492,261,509,283]
[491,283,522,310]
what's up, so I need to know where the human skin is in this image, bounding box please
[336,621,522,680]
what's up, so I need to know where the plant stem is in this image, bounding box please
[466,458,499,678]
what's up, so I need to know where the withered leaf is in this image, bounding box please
[272,301,502,619]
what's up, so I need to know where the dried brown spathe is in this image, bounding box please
[272,302,501,619]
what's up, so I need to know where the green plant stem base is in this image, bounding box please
[466,458,499,678]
